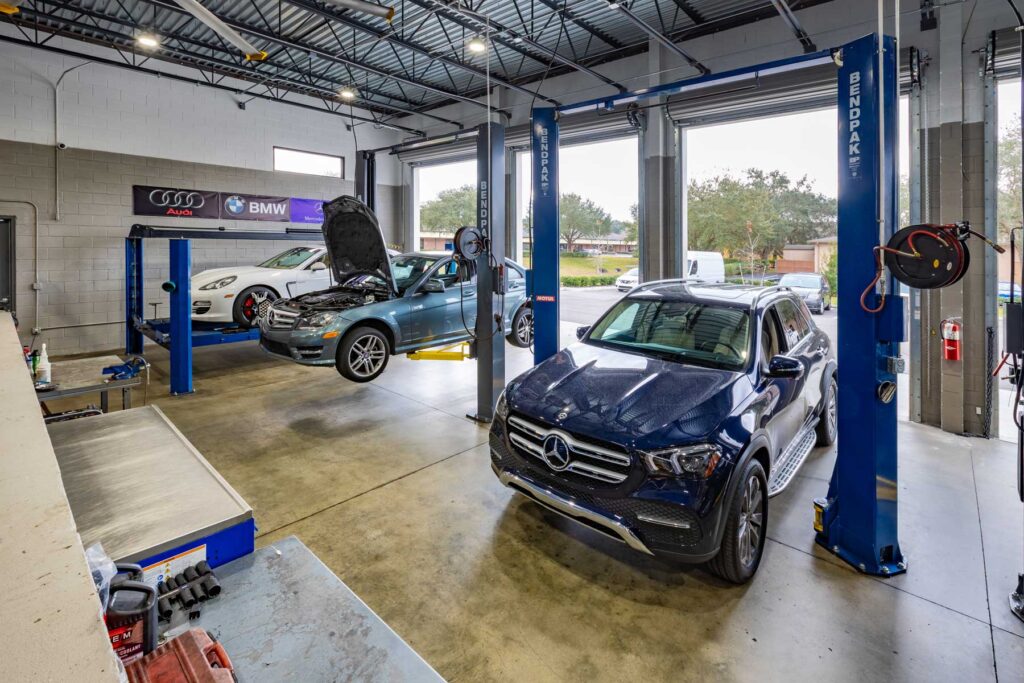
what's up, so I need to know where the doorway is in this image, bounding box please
[0,217,13,313]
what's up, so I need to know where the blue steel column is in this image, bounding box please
[815,34,905,576]
[474,122,505,421]
[169,239,194,396]
[531,107,560,364]
[125,237,144,355]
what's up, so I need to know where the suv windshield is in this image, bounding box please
[258,247,319,269]
[587,298,751,370]
[779,274,821,289]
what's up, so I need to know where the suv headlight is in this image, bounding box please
[642,444,722,478]
[495,390,509,420]
[297,311,337,329]
[199,275,237,290]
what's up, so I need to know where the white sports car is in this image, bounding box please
[191,245,334,326]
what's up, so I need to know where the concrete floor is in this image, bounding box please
[53,326,1024,681]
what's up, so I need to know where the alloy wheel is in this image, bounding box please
[243,290,273,323]
[517,310,534,345]
[348,334,387,378]
[737,475,764,567]
[827,381,838,441]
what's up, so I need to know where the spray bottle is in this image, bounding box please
[37,343,51,383]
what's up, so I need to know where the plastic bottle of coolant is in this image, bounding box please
[38,343,51,383]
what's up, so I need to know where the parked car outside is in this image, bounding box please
[779,272,830,314]
[489,282,836,583]
[616,267,639,292]
[999,281,1022,302]
[191,245,331,326]
[260,196,532,382]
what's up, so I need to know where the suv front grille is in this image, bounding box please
[268,305,299,330]
[506,414,631,485]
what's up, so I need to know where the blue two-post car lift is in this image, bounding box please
[125,224,322,396]
[529,33,906,577]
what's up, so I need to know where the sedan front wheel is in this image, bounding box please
[508,306,533,348]
[336,327,390,382]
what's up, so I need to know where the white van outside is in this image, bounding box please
[616,251,725,291]
[686,251,726,283]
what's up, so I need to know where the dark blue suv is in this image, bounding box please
[490,282,836,583]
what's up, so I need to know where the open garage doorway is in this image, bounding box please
[414,159,477,252]
[998,78,1021,442]
[516,136,639,326]
[684,98,911,418]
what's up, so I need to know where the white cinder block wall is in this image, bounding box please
[0,37,406,355]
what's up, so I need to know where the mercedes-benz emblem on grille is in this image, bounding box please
[149,190,205,209]
[541,434,571,471]
[557,410,569,421]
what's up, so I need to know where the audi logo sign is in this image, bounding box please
[132,185,327,224]
[148,189,207,209]
[133,186,219,219]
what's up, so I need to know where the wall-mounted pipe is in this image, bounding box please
[54,60,92,222]
[320,0,394,21]
[173,0,267,60]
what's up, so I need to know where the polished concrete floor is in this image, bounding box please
[59,329,1024,681]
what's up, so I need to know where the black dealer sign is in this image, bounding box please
[133,186,291,221]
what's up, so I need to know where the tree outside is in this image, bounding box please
[420,184,476,237]
[999,114,1022,243]
[559,193,613,252]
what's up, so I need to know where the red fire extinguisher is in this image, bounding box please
[940,319,962,361]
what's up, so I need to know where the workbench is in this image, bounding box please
[193,536,444,681]
[38,354,142,412]
[47,405,255,578]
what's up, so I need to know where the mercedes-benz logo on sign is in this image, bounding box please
[541,434,571,472]
[223,195,246,215]
[149,189,205,209]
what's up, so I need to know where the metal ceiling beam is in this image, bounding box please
[0,32,426,135]
[136,0,502,113]
[768,0,817,52]
[415,0,627,92]
[21,0,463,126]
[534,0,624,49]
[670,1,705,25]
[613,1,709,75]
[283,0,559,105]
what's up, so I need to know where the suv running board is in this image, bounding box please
[768,418,819,497]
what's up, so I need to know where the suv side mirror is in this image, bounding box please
[422,278,446,293]
[766,355,804,379]
[310,261,327,272]
[576,325,590,340]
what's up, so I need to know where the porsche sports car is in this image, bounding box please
[260,196,533,382]
[190,245,332,326]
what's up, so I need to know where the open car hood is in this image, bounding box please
[321,195,396,293]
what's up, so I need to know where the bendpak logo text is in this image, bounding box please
[847,70,862,177]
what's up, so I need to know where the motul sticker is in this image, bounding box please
[536,295,556,302]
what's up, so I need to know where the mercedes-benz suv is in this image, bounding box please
[489,282,836,583]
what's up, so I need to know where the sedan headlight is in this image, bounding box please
[642,444,722,478]
[297,311,338,329]
[495,390,509,420]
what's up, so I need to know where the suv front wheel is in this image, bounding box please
[706,458,768,584]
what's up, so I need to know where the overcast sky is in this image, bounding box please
[415,87,1024,224]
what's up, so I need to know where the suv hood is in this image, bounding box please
[322,195,396,294]
[506,342,748,449]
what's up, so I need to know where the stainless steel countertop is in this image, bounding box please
[37,354,141,400]
[48,405,252,564]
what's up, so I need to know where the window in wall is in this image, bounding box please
[274,147,343,178]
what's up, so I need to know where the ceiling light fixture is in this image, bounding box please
[136,33,160,48]
[607,1,620,8]
[467,36,487,54]
[339,87,358,101]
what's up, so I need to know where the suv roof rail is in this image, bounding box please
[751,285,793,307]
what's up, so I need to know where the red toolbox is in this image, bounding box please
[125,628,234,683]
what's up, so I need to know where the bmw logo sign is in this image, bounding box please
[224,195,246,215]
[541,434,571,472]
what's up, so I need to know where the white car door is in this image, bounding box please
[289,250,333,296]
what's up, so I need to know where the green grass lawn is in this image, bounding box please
[521,253,639,277]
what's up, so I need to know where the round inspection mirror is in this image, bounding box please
[877,380,898,404]
[883,224,967,290]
